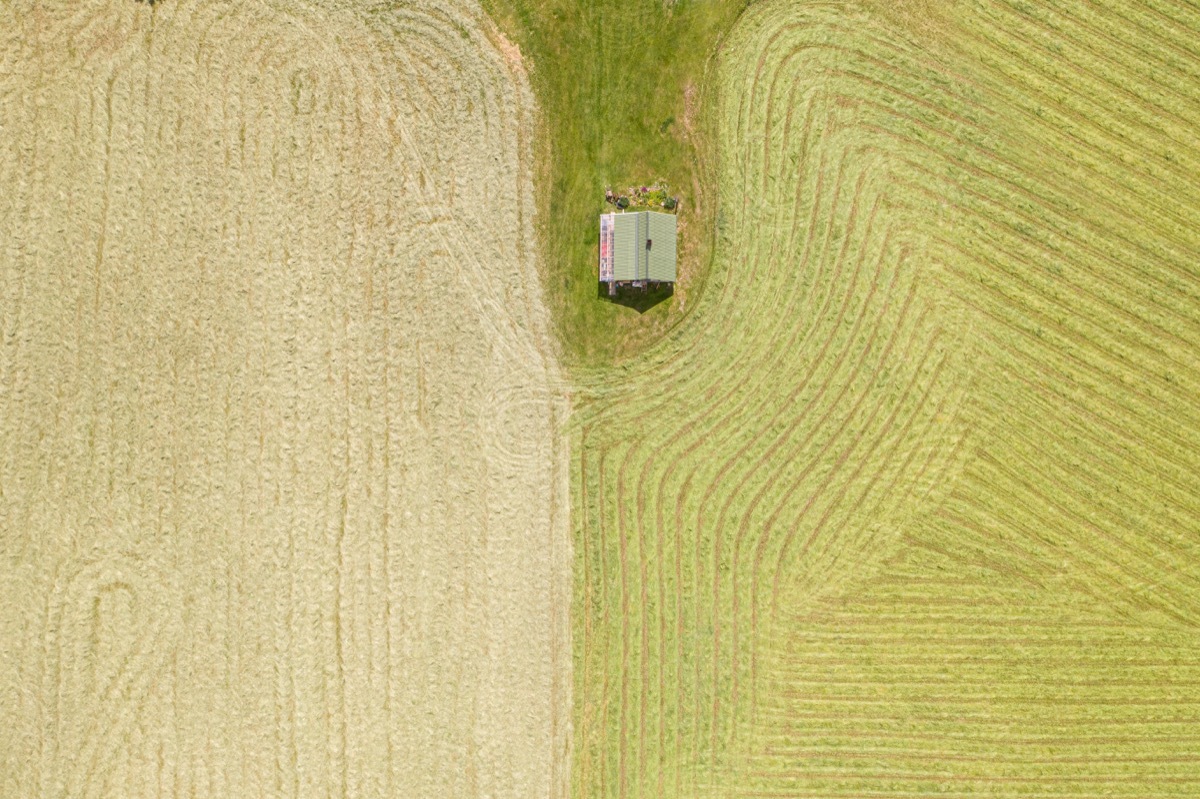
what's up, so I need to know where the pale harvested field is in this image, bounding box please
[0,1,569,798]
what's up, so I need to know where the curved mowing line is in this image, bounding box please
[572,0,1200,796]
[727,225,910,709]
[810,79,1200,384]
[762,319,950,618]
[697,147,885,714]
[794,42,1200,317]
[708,177,886,725]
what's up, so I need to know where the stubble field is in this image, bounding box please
[0,1,570,798]
[571,0,1200,796]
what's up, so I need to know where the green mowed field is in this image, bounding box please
[570,0,1200,796]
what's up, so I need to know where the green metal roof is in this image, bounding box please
[612,212,638,281]
[646,212,677,282]
[602,211,676,283]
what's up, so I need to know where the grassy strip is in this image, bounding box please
[480,0,749,367]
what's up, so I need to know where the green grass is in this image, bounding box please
[480,0,748,367]
[563,0,1200,796]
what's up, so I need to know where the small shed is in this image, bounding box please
[599,211,676,291]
